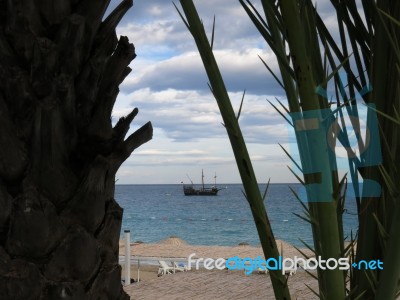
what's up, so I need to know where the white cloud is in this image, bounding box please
[106,0,342,184]
[117,130,293,184]
[121,48,282,95]
[113,87,289,144]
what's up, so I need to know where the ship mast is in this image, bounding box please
[202,169,204,190]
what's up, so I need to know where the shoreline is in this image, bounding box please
[119,237,312,260]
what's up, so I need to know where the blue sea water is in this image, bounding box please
[116,184,358,248]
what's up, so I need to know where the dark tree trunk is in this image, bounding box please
[0,0,152,299]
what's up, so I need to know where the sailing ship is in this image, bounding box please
[183,170,221,196]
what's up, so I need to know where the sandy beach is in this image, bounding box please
[119,237,319,299]
[120,237,311,258]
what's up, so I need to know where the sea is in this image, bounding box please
[116,184,359,248]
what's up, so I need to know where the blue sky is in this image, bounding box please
[109,0,338,184]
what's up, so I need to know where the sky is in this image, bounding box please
[108,0,338,184]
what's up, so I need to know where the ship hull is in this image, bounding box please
[183,186,219,196]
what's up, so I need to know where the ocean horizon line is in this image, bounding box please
[115,182,300,186]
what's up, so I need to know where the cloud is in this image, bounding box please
[112,0,285,97]
[121,48,282,95]
[137,149,207,156]
[113,88,289,144]
[105,0,344,184]
[116,135,293,184]
[117,20,190,55]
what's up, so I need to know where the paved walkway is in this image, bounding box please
[124,270,318,300]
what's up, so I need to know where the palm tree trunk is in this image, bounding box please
[0,1,152,299]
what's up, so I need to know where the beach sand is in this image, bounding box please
[119,237,312,260]
[120,237,319,299]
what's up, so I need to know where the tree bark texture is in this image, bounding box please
[0,0,153,299]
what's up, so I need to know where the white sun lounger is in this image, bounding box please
[285,262,298,276]
[158,260,175,276]
[256,267,269,274]
[285,268,296,276]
